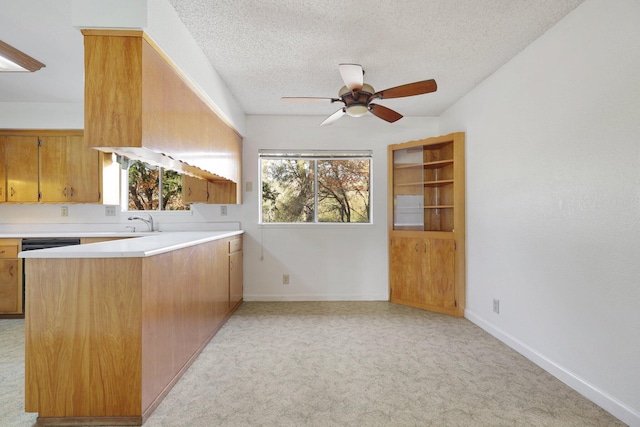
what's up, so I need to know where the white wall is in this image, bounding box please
[0,103,84,129]
[439,0,640,424]
[240,115,439,301]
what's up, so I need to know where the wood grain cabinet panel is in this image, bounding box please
[0,239,22,315]
[182,175,237,205]
[182,175,209,204]
[0,141,5,201]
[39,135,102,203]
[2,136,39,202]
[0,130,119,205]
[229,236,243,309]
[83,30,242,204]
[25,235,244,425]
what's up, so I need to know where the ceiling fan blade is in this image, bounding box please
[338,63,363,91]
[369,103,403,123]
[320,108,346,126]
[373,79,437,100]
[281,96,340,103]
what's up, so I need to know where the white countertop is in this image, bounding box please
[18,230,243,259]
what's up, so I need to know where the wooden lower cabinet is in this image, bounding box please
[389,234,458,316]
[229,236,243,309]
[24,235,243,425]
[0,239,22,315]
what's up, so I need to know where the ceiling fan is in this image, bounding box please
[282,63,437,126]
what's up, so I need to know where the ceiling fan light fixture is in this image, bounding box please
[345,104,369,117]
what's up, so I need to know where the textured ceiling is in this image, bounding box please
[168,0,584,118]
[0,0,584,121]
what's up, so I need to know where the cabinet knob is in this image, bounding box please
[70,187,75,197]
[63,187,67,197]
[9,265,14,277]
[10,187,15,197]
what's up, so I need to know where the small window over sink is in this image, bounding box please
[123,160,189,211]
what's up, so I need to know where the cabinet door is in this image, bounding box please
[5,136,39,202]
[209,181,237,204]
[182,175,209,203]
[0,259,21,313]
[39,136,69,203]
[422,238,456,309]
[389,236,456,312]
[67,136,101,203]
[0,139,5,201]
[389,236,424,303]
[229,248,243,308]
[213,239,230,325]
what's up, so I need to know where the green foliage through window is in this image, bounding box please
[127,160,188,211]
[260,152,371,223]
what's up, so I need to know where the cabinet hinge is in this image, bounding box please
[37,138,42,147]
[454,300,457,307]
[98,191,101,200]
[38,192,42,200]
[454,242,457,250]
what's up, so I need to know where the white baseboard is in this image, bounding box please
[465,309,640,427]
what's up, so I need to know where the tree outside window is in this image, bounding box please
[260,152,371,224]
[127,160,188,211]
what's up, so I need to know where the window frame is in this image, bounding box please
[121,159,190,212]
[258,149,373,225]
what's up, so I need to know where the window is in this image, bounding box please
[260,150,372,224]
[125,160,188,211]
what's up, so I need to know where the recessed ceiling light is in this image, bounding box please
[0,40,45,72]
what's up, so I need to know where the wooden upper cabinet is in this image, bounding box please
[0,140,5,201]
[38,136,68,203]
[182,175,237,205]
[1,130,119,205]
[39,135,102,203]
[83,30,242,204]
[182,175,209,204]
[4,136,39,203]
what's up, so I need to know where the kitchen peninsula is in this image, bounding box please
[20,231,243,426]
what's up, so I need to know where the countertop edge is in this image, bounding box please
[18,230,244,259]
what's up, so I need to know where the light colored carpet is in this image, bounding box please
[0,302,625,426]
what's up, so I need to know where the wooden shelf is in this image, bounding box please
[393,159,454,170]
[424,179,454,187]
[395,179,454,188]
[424,205,454,209]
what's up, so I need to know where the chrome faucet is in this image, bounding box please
[127,213,154,232]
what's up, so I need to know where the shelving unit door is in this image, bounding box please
[392,147,424,231]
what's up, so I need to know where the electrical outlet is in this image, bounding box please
[493,298,500,314]
[220,206,227,216]
[61,206,68,217]
[283,274,290,285]
[105,206,116,217]
[245,181,253,192]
